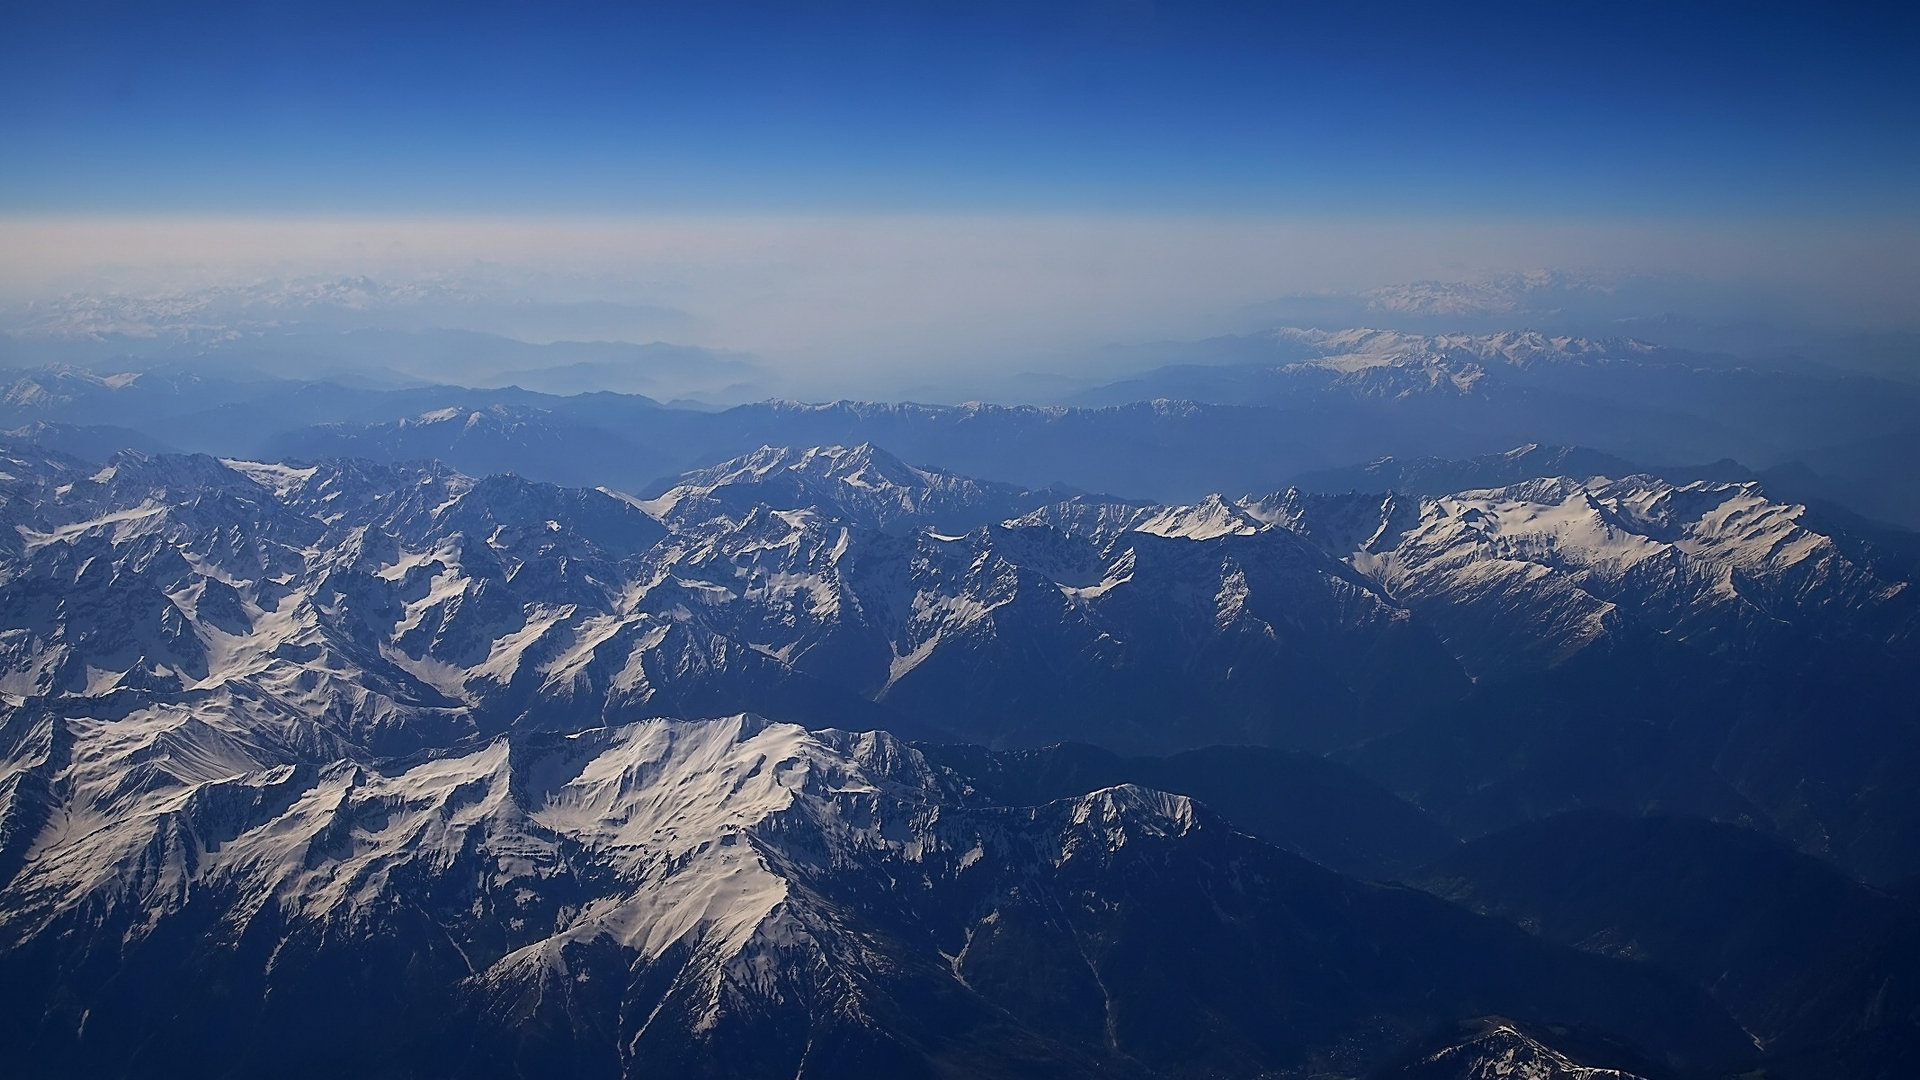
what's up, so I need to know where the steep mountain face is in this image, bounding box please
[1410,812,1920,1079]
[0,714,1752,1080]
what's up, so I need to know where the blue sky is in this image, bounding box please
[5,0,1917,218]
[5,0,1917,381]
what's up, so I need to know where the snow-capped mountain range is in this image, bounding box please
[9,323,1920,531]
[2,438,1912,834]
[1074,327,1687,405]
[1361,271,1612,320]
[0,707,1746,1078]
[7,276,474,340]
[3,437,1917,1076]
[1266,327,1655,393]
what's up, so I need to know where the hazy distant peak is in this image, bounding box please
[672,442,922,489]
[643,442,1059,534]
[1360,269,1617,319]
[12,276,479,340]
[2,366,144,410]
[1265,326,1646,367]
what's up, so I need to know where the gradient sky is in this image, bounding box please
[5,0,1917,218]
[5,1,1918,389]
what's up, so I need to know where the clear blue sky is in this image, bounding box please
[4,0,1916,219]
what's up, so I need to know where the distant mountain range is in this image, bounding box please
[4,324,1920,528]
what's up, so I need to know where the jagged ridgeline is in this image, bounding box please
[1,438,1917,1078]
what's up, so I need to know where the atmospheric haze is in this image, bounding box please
[3,214,1916,399]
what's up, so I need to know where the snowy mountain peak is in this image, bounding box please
[1399,1020,1648,1080]
[644,443,1070,534]
[1057,783,1201,858]
[674,442,924,494]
